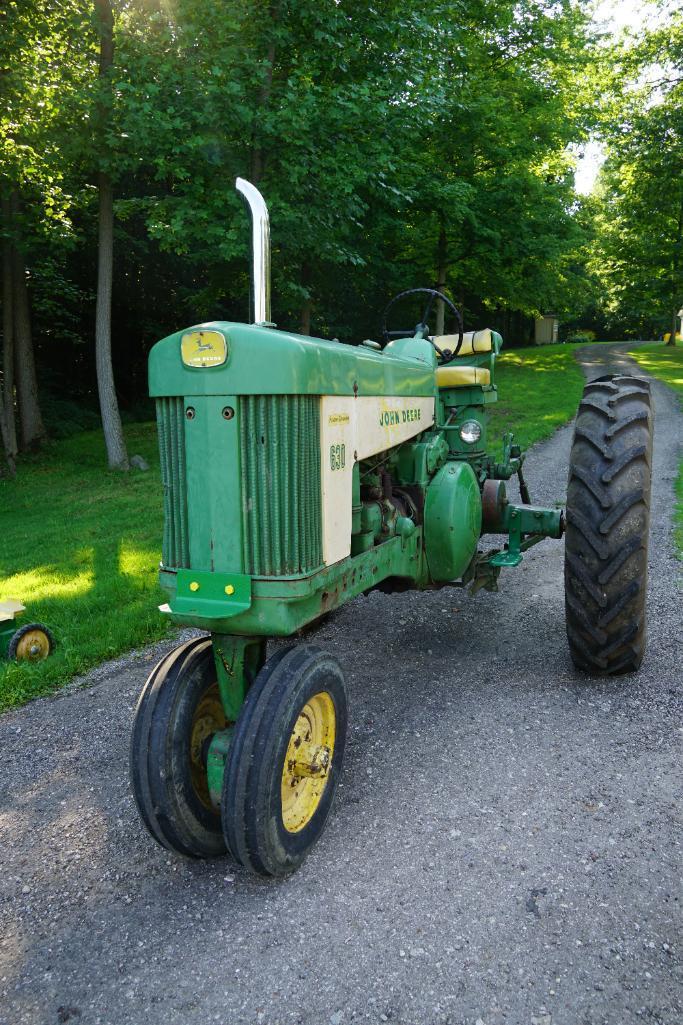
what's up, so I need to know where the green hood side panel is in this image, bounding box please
[149,322,437,398]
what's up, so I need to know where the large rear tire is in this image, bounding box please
[565,374,653,675]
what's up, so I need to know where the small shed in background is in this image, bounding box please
[534,314,559,345]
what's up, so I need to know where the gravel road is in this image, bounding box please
[1,342,681,1025]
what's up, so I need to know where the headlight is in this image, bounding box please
[459,420,482,444]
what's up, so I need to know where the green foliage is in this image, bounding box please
[628,342,683,558]
[590,9,683,338]
[40,392,101,438]
[565,328,596,344]
[3,0,601,397]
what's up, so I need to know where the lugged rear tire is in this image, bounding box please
[565,374,653,675]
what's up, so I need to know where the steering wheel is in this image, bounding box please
[381,288,464,360]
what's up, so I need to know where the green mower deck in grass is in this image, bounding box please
[0,601,54,663]
[130,180,654,876]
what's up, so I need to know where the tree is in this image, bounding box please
[94,0,129,469]
[1,0,608,457]
[591,7,683,341]
[0,2,58,453]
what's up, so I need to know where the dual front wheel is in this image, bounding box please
[130,638,347,876]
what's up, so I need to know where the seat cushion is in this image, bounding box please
[436,366,491,387]
[432,328,492,356]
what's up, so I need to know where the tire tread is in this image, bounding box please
[565,374,652,675]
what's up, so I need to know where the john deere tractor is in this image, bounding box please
[130,179,652,876]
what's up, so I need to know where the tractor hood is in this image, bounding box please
[149,322,438,399]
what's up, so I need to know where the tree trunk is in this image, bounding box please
[667,190,683,346]
[95,172,128,470]
[1,196,17,473]
[9,192,45,451]
[435,220,447,336]
[94,0,128,470]
[300,299,312,336]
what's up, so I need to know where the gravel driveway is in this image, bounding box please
[1,342,681,1025]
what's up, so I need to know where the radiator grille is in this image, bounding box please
[240,395,322,576]
[156,397,190,569]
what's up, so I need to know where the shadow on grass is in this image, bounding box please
[0,423,172,711]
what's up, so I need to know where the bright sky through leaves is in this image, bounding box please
[575,0,670,193]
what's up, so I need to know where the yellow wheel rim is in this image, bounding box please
[189,682,226,810]
[281,691,336,833]
[15,629,51,662]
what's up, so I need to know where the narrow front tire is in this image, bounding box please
[221,644,348,877]
[130,637,228,857]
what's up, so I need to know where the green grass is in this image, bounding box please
[0,341,599,711]
[627,342,683,393]
[0,424,171,711]
[489,341,586,453]
[628,342,683,558]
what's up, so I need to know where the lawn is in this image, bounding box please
[489,341,586,453]
[0,341,591,711]
[628,342,683,559]
[0,423,170,711]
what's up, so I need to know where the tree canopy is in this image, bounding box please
[0,0,680,468]
[590,3,683,340]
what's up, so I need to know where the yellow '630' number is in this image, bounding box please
[330,443,346,471]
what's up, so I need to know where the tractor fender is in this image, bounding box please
[424,461,482,582]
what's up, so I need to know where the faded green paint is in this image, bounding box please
[442,404,488,458]
[205,733,231,811]
[161,531,427,634]
[183,394,244,573]
[240,394,322,575]
[390,433,449,486]
[0,622,16,659]
[205,635,266,805]
[212,634,266,719]
[149,322,438,399]
[423,462,482,581]
[490,502,564,568]
[169,568,251,619]
[206,728,234,809]
[156,397,190,568]
[150,317,566,740]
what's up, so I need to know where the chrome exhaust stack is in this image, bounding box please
[235,177,271,326]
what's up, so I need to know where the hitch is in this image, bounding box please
[490,502,565,568]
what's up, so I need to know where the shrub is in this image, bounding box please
[565,329,596,344]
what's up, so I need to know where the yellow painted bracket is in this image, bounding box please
[167,569,252,619]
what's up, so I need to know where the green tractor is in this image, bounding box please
[130,179,652,876]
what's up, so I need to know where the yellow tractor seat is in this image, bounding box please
[436,365,491,388]
[431,328,493,357]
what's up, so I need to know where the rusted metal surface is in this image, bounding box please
[481,478,507,532]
